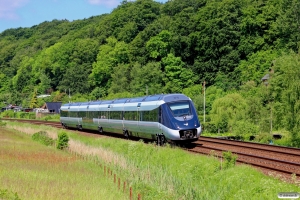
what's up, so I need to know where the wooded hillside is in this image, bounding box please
[0,0,300,146]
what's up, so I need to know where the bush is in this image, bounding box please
[40,114,60,122]
[0,120,6,127]
[0,189,20,200]
[222,151,237,169]
[0,110,15,118]
[32,131,54,146]
[253,132,273,144]
[57,131,69,150]
[232,121,259,138]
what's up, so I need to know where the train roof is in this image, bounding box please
[61,94,190,107]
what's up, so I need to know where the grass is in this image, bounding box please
[0,127,126,200]
[2,121,300,199]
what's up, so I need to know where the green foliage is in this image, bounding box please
[235,50,278,84]
[232,120,259,138]
[162,53,196,93]
[32,131,54,146]
[210,93,248,132]
[58,64,91,94]
[129,62,163,95]
[108,64,130,94]
[89,37,129,89]
[0,189,20,200]
[0,110,15,118]
[4,123,300,199]
[253,132,273,144]
[272,51,300,147]
[56,131,69,150]
[29,90,38,109]
[13,112,36,119]
[222,151,237,169]
[0,120,6,127]
[146,30,172,59]
[39,114,60,122]
[1,0,300,145]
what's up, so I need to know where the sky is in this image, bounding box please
[0,0,168,33]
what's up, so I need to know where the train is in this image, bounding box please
[60,93,202,145]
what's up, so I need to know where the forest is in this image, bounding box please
[0,0,300,147]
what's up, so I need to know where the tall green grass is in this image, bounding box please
[0,127,126,200]
[2,121,300,200]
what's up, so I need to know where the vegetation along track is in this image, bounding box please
[186,136,300,180]
[3,118,300,181]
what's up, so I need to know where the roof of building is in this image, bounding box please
[42,102,62,113]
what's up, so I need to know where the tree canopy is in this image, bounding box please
[1,0,300,146]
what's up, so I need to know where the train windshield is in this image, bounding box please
[168,101,191,117]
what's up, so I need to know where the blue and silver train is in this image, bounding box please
[60,93,202,144]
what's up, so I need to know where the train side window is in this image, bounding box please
[69,111,75,118]
[61,110,68,117]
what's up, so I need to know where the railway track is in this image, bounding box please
[2,118,300,181]
[2,118,64,129]
[185,137,300,181]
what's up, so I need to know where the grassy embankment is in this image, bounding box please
[1,121,299,200]
[0,124,125,200]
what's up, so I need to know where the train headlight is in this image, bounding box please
[194,121,197,127]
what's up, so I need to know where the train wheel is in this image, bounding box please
[160,135,166,146]
[156,134,161,146]
[123,130,129,139]
[62,123,67,129]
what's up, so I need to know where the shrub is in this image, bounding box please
[232,120,259,138]
[57,131,69,150]
[0,120,6,127]
[0,110,15,118]
[254,132,273,144]
[32,131,54,146]
[40,114,60,122]
[0,189,20,200]
[222,151,237,169]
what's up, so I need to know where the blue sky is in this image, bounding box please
[0,0,168,33]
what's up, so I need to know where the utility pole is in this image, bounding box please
[69,88,71,103]
[203,81,206,124]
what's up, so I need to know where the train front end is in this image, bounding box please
[160,95,202,143]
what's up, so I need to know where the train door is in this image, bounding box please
[77,106,80,125]
[122,110,125,130]
[158,105,162,133]
[108,105,111,124]
[137,103,141,131]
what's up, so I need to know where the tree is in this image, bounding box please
[58,64,91,94]
[108,64,131,94]
[193,0,243,77]
[146,30,172,60]
[162,53,196,93]
[272,51,300,147]
[210,93,248,133]
[89,37,129,90]
[29,90,38,109]
[130,62,164,95]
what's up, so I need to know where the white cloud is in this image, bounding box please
[87,0,120,8]
[0,0,29,19]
